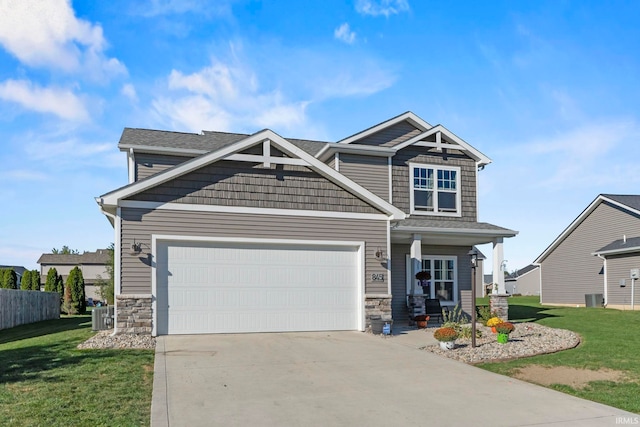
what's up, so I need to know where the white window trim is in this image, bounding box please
[405,254,458,306]
[409,162,462,217]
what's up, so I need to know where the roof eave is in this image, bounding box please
[592,246,640,257]
[392,225,518,237]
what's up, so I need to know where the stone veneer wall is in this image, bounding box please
[365,294,392,330]
[490,294,509,321]
[116,294,152,334]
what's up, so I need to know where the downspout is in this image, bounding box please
[97,200,120,336]
[596,254,607,307]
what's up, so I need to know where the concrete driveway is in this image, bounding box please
[151,331,635,426]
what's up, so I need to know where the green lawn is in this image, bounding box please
[477,296,640,413]
[0,315,155,427]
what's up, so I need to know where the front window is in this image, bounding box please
[406,255,458,304]
[411,164,460,216]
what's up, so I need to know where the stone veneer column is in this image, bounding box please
[490,294,509,321]
[364,294,392,330]
[116,294,153,334]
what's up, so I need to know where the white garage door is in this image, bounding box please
[155,240,361,335]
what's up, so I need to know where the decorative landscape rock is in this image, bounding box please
[423,323,580,364]
[77,330,156,350]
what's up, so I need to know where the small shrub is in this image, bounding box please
[433,327,458,342]
[477,305,499,326]
[495,322,515,335]
[457,325,483,339]
[442,303,468,325]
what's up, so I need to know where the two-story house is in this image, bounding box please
[96,112,517,335]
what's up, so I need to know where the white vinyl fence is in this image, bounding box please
[0,289,60,330]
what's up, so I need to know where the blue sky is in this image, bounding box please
[1,0,640,272]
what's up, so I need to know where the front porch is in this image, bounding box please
[389,218,517,322]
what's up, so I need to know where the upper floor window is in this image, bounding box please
[410,163,461,216]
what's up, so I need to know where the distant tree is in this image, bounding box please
[21,270,32,290]
[45,268,58,292]
[30,270,41,291]
[0,269,7,288]
[97,243,115,305]
[51,246,80,255]
[56,273,65,306]
[64,266,85,314]
[1,268,17,289]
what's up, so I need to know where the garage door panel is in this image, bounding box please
[156,241,360,334]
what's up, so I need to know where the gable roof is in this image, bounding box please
[118,128,329,157]
[506,264,539,281]
[335,112,491,166]
[37,250,111,265]
[534,194,640,264]
[338,111,432,145]
[593,236,640,257]
[0,265,27,276]
[99,129,406,220]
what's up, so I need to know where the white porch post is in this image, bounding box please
[410,234,422,295]
[492,237,505,294]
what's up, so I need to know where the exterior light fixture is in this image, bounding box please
[468,248,479,348]
[129,240,142,256]
[375,247,386,261]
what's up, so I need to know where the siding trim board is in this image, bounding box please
[120,200,390,221]
[338,111,431,145]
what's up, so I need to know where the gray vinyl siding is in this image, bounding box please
[540,202,640,305]
[357,121,422,147]
[135,153,191,181]
[392,147,477,220]
[506,268,540,296]
[338,154,389,201]
[390,244,472,320]
[120,208,389,295]
[128,160,382,214]
[605,254,640,306]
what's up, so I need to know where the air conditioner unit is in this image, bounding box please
[585,293,604,308]
[92,306,115,331]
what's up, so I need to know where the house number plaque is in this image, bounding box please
[371,273,385,281]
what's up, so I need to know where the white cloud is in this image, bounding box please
[0,79,89,121]
[24,137,121,170]
[355,0,410,17]
[0,170,48,181]
[153,58,310,134]
[0,0,126,80]
[334,23,356,44]
[121,83,138,102]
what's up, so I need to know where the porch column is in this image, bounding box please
[410,234,422,295]
[492,237,506,294]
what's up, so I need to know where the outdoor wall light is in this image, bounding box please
[375,247,387,261]
[129,239,142,256]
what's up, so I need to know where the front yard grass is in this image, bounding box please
[476,296,640,414]
[0,315,155,426]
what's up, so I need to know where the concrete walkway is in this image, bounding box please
[151,329,636,426]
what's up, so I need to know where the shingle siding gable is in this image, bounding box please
[128,160,383,214]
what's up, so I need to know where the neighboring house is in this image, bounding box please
[505,264,540,296]
[592,236,640,310]
[534,194,640,308]
[37,250,111,301]
[0,265,27,288]
[97,111,517,335]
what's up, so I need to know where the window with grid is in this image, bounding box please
[411,164,460,215]
[419,257,456,303]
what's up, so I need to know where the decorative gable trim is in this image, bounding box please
[535,194,640,263]
[337,111,431,145]
[98,129,405,220]
[393,125,492,166]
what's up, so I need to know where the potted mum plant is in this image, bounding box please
[433,326,458,350]
[486,317,504,333]
[414,314,430,328]
[495,322,515,344]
